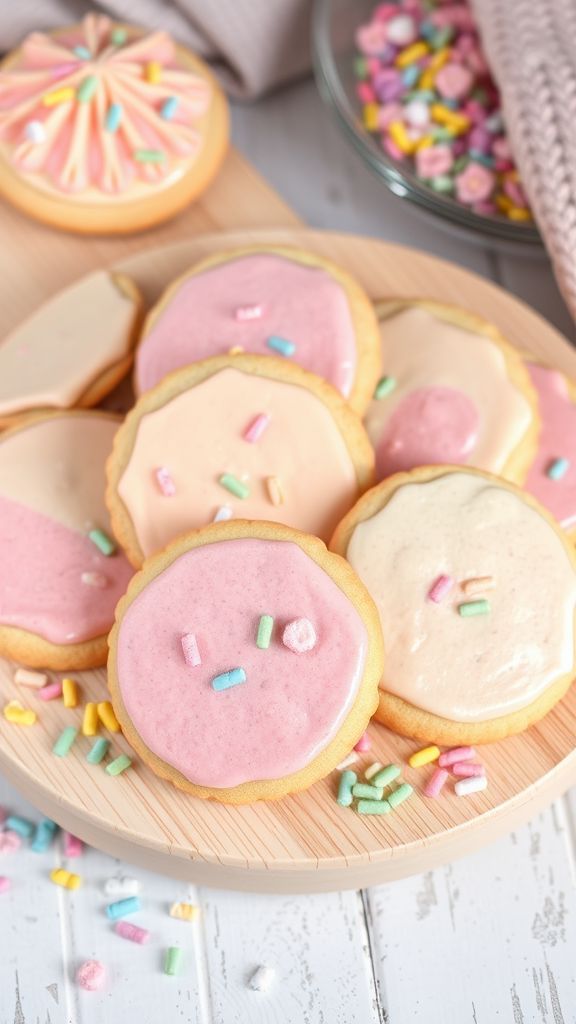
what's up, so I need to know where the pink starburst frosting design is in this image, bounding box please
[0,13,212,195]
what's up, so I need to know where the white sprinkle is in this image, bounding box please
[235,304,262,321]
[336,752,359,770]
[364,762,384,781]
[181,632,201,667]
[154,466,176,496]
[454,775,488,797]
[81,571,108,589]
[25,120,46,144]
[103,876,140,897]
[14,668,47,689]
[213,505,233,522]
[248,965,275,992]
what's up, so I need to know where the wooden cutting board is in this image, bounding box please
[1,151,576,893]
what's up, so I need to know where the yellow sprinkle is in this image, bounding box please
[266,475,284,506]
[388,121,417,155]
[506,205,532,222]
[82,702,99,737]
[43,87,75,106]
[415,134,435,151]
[170,901,200,922]
[408,745,440,768]
[362,102,380,132]
[97,701,120,733]
[461,575,495,596]
[396,41,429,68]
[3,701,36,726]
[495,193,513,213]
[62,678,78,708]
[418,69,435,91]
[50,868,82,890]
[228,345,244,354]
[429,48,451,71]
[145,60,161,84]
[431,103,470,133]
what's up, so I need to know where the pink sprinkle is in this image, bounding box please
[235,304,262,321]
[282,618,317,654]
[64,833,83,858]
[383,136,405,162]
[354,731,371,753]
[81,571,108,588]
[115,920,150,944]
[51,62,79,79]
[416,144,454,179]
[438,745,475,768]
[38,681,63,701]
[243,413,270,443]
[355,21,388,55]
[181,632,201,667]
[452,761,485,778]
[428,574,453,603]
[0,831,22,854]
[455,162,495,204]
[155,466,176,497]
[357,82,376,105]
[424,767,449,798]
[0,876,10,894]
[76,959,106,992]
[435,62,473,101]
[503,177,528,208]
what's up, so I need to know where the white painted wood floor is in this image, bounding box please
[2,77,576,1023]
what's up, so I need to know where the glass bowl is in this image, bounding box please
[312,0,541,247]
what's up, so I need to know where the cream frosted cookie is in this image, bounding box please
[332,466,576,745]
[134,246,381,413]
[364,300,539,483]
[108,520,384,803]
[0,14,229,234]
[0,411,133,670]
[107,354,375,567]
[523,360,576,540]
[0,270,142,427]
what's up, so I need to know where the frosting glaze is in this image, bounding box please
[525,362,576,530]
[0,271,140,417]
[0,413,132,644]
[364,306,533,479]
[345,472,576,722]
[135,254,358,397]
[115,538,368,787]
[117,366,363,555]
[0,13,211,198]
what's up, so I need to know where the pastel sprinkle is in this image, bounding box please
[24,120,46,144]
[106,754,132,776]
[133,148,165,163]
[235,304,262,321]
[3,701,36,726]
[243,413,270,443]
[266,336,296,357]
[547,457,570,480]
[0,831,22,853]
[336,752,359,770]
[63,833,83,857]
[282,617,317,653]
[438,746,475,768]
[82,702,99,737]
[256,615,274,650]
[452,761,485,778]
[0,877,11,894]
[357,799,392,815]
[455,775,488,797]
[388,783,414,809]
[337,770,357,807]
[106,896,141,920]
[248,965,275,991]
[31,819,58,853]
[62,677,78,708]
[170,902,200,921]
[424,767,449,798]
[265,475,284,506]
[229,345,244,354]
[153,465,176,496]
[73,45,91,59]
[458,599,490,617]
[374,375,397,399]
[352,783,384,800]
[111,27,128,45]
[104,877,140,897]
[52,727,78,757]
[51,868,81,890]
[105,102,123,133]
[38,681,63,701]
[164,947,184,976]
[86,738,110,765]
[115,920,150,944]
[372,764,401,788]
[408,745,440,768]
[77,76,98,103]
[219,473,249,499]
[43,87,75,106]
[213,505,233,522]
[428,574,453,603]
[81,571,108,588]
[354,731,371,752]
[364,762,383,781]
[97,701,120,732]
[14,668,47,688]
[76,960,105,991]
[160,96,180,120]
[181,632,201,667]
[88,528,116,556]
[211,667,246,692]
[145,61,162,84]
[5,815,34,839]
[461,575,495,596]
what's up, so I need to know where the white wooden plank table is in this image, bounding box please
[2,76,576,1023]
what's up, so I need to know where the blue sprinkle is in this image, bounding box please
[211,667,247,692]
[419,20,435,39]
[73,45,91,60]
[547,457,570,481]
[160,96,180,120]
[31,819,58,853]
[105,102,123,133]
[106,896,141,920]
[5,815,34,839]
[469,150,494,167]
[401,65,420,88]
[266,336,296,358]
[442,98,458,110]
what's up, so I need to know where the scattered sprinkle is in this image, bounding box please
[266,336,296,357]
[63,833,83,858]
[104,877,140,897]
[213,505,233,522]
[51,868,82,890]
[219,473,249,499]
[52,727,78,758]
[38,681,63,701]
[106,896,141,920]
[388,782,414,809]
[228,345,244,354]
[115,920,150,944]
[211,667,246,692]
[265,475,284,506]
[337,770,357,807]
[97,701,120,732]
[73,45,91,59]
[133,148,165,163]
[170,902,200,921]
[0,831,22,853]
[76,76,98,103]
[374,375,397,399]
[438,746,475,768]
[256,614,274,650]
[0,877,11,894]
[424,767,449,798]
[243,413,270,443]
[31,819,58,853]
[164,947,184,976]
[455,775,488,797]
[235,304,262,321]
[106,754,132,777]
[461,575,495,596]
[62,678,79,708]
[282,617,317,653]
[428,574,453,603]
[160,96,180,120]
[82,703,99,737]
[24,120,46,144]
[352,783,384,800]
[105,102,123,133]
[364,762,383,781]
[408,745,440,768]
[43,87,75,106]
[3,701,36,726]
[88,528,116,556]
[14,668,47,689]
[86,738,110,765]
[547,457,570,480]
[145,61,162,84]
[154,466,176,496]
[5,815,34,839]
[452,761,485,778]
[81,571,108,588]
[354,731,371,752]
[76,959,104,991]
[458,598,490,617]
[372,764,401,788]
[248,965,275,992]
[181,632,202,667]
[357,799,392,815]
[111,27,128,46]
[336,752,359,770]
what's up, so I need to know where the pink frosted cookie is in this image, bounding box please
[133,246,382,413]
[108,520,384,802]
[0,411,133,669]
[106,354,375,567]
[364,300,539,483]
[0,13,229,233]
[524,361,576,539]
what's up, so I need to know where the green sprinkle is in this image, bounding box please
[106,754,132,776]
[431,126,455,141]
[87,737,110,765]
[430,25,454,49]
[374,375,396,400]
[453,155,470,174]
[405,89,437,103]
[52,726,78,758]
[352,783,384,800]
[337,770,357,807]
[164,946,184,976]
[111,27,128,45]
[88,527,116,556]
[372,763,401,789]
[458,599,491,618]
[357,799,392,815]
[354,56,368,79]
[133,148,165,163]
[256,614,274,650]
[219,473,249,499]
[430,174,454,194]
[388,783,414,809]
[77,76,98,103]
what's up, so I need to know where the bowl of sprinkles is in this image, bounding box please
[313,0,540,245]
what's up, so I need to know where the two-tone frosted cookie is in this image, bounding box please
[134,246,381,413]
[108,521,384,802]
[0,411,133,669]
[332,466,576,745]
[0,14,229,233]
[364,300,539,482]
[523,361,576,540]
[107,354,375,567]
[0,270,142,427]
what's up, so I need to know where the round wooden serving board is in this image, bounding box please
[2,228,576,893]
